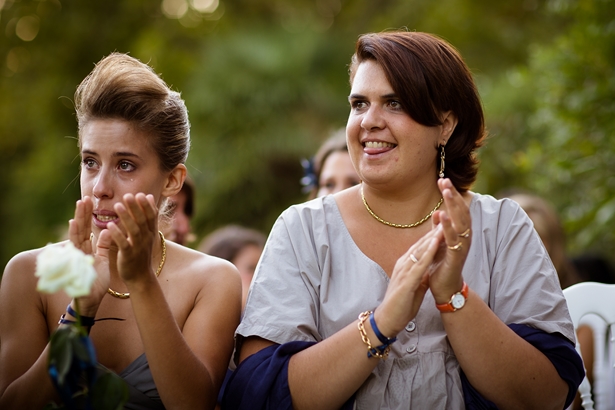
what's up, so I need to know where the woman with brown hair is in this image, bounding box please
[223,32,583,409]
[0,53,241,409]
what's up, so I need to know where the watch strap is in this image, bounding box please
[435,282,469,313]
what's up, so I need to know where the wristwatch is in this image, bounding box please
[435,282,469,313]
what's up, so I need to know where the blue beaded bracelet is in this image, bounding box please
[369,311,397,346]
[65,304,96,327]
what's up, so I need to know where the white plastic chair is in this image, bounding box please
[563,282,615,410]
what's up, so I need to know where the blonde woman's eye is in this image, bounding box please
[350,100,367,110]
[82,158,97,169]
[119,161,135,171]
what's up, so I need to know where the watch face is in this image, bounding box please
[451,293,465,310]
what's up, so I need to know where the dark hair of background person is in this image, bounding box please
[198,225,266,262]
[160,174,196,245]
[177,174,195,218]
[571,253,615,284]
[74,52,191,173]
[303,129,348,200]
[349,31,486,192]
[162,173,195,219]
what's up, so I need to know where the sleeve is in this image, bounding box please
[479,198,576,342]
[461,324,584,410]
[221,341,355,410]
[236,204,325,345]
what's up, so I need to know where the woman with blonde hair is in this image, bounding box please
[0,53,241,409]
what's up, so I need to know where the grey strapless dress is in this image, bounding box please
[119,353,164,410]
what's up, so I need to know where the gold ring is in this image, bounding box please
[458,228,471,238]
[410,254,419,263]
[447,242,462,251]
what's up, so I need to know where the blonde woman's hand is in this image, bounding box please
[68,196,112,314]
[107,193,160,286]
[428,178,472,304]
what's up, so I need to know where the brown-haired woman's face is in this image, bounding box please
[80,119,168,234]
[317,151,360,197]
[347,60,443,187]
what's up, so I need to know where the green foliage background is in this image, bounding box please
[1,0,613,272]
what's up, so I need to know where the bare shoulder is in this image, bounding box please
[162,243,242,329]
[163,242,241,294]
[0,244,70,313]
[1,245,51,289]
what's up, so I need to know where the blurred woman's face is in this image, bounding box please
[232,244,264,310]
[317,151,360,197]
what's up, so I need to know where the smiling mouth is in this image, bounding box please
[364,141,396,149]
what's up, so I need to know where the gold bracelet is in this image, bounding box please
[357,310,391,360]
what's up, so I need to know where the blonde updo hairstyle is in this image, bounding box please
[74,52,190,173]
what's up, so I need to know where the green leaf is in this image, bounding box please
[71,335,95,365]
[43,402,64,410]
[49,327,76,386]
[90,371,129,410]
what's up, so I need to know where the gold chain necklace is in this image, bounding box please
[361,184,443,228]
[106,231,166,299]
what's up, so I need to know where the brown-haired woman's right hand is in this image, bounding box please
[374,226,443,338]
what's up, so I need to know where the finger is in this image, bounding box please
[95,228,114,259]
[114,200,139,239]
[124,193,149,230]
[412,237,440,268]
[438,179,470,233]
[401,230,434,263]
[440,212,468,254]
[136,193,158,233]
[432,210,442,228]
[107,221,131,253]
[69,199,93,253]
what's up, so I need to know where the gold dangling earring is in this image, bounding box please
[438,145,446,178]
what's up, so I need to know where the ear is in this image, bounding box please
[439,111,458,145]
[162,164,187,198]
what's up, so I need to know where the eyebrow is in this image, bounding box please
[81,149,142,160]
[348,92,398,101]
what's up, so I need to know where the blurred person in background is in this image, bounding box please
[199,225,266,311]
[301,128,361,199]
[500,191,580,288]
[572,253,615,285]
[161,174,196,246]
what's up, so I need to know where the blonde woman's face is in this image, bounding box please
[80,119,168,233]
[317,151,360,197]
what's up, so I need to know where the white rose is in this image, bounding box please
[35,242,97,298]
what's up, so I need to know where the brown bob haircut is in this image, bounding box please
[349,31,486,192]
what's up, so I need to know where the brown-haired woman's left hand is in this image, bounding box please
[428,178,472,304]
